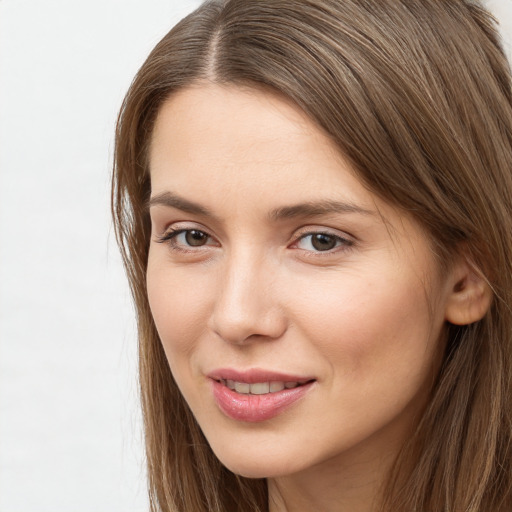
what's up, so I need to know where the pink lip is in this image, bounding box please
[208,368,316,423]
[208,368,313,384]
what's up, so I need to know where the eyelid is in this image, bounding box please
[292,225,355,241]
[156,221,213,239]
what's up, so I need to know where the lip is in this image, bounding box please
[208,368,314,384]
[208,368,316,422]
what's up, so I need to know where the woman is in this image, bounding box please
[112,1,512,510]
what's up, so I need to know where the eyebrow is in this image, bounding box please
[148,191,374,221]
[148,191,214,217]
[268,200,375,221]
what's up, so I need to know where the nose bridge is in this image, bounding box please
[209,245,286,344]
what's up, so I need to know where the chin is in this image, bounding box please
[220,459,289,479]
[208,442,297,479]
[224,464,272,479]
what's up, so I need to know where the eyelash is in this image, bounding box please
[156,228,217,253]
[155,227,354,256]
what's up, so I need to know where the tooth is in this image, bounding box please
[234,382,250,394]
[250,382,270,395]
[285,382,298,389]
[226,379,235,390]
[270,381,285,392]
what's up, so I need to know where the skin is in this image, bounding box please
[146,84,469,512]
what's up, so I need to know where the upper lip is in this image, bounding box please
[207,368,315,384]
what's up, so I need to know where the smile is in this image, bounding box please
[219,379,305,395]
[209,371,316,422]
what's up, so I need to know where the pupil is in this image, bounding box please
[312,233,336,251]
[186,230,207,246]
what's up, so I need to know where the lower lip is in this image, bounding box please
[211,380,314,422]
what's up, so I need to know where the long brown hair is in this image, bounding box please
[112,1,512,510]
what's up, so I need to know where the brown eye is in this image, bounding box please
[311,233,337,251]
[156,227,217,251]
[295,231,352,254]
[185,230,209,246]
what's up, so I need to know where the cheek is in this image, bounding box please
[289,268,438,382]
[284,269,442,452]
[146,256,214,363]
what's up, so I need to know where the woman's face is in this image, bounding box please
[147,84,454,479]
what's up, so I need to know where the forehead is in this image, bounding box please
[151,83,314,158]
[149,84,375,211]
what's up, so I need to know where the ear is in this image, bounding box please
[444,258,492,326]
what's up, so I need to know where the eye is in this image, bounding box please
[294,231,353,253]
[156,227,217,251]
[179,229,209,247]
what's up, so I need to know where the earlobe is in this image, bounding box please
[444,261,493,326]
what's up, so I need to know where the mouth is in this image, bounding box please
[215,378,313,395]
[208,369,316,422]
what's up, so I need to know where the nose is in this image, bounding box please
[208,251,287,345]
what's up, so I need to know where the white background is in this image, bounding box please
[0,2,200,511]
[0,1,510,511]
